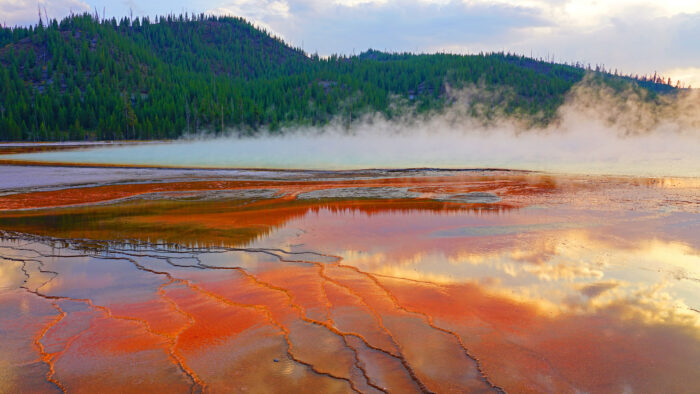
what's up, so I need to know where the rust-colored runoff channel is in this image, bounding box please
[1,170,699,393]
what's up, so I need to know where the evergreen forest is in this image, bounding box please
[0,13,682,141]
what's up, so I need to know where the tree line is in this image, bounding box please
[0,13,679,141]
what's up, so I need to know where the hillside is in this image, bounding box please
[0,13,679,141]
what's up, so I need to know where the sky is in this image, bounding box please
[2,0,699,86]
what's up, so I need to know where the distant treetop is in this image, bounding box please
[0,13,680,141]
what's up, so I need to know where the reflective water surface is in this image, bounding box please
[0,169,698,393]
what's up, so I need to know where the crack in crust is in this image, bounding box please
[1,230,505,393]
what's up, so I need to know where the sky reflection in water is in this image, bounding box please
[0,171,699,392]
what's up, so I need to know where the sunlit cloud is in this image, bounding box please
[0,258,25,290]
[332,226,700,326]
[473,0,700,23]
[664,67,700,88]
[202,0,700,84]
[577,281,619,299]
[1,0,697,85]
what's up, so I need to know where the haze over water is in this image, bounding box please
[3,126,699,177]
[1,88,698,392]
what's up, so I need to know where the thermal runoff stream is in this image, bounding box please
[0,159,699,393]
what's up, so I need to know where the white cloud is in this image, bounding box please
[0,0,90,26]
[209,0,292,39]
[333,0,389,6]
[474,0,700,23]
[204,0,699,84]
[209,0,290,20]
[2,0,697,81]
[500,11,700,83]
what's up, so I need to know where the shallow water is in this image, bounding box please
[0,166,699,393]
[2,130,699,177]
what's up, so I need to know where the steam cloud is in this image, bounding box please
[6,77,700,177]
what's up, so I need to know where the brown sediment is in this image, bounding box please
[0,194,517,249]
[176,277,358,391]
[0,141,163,156]
[25,291,192,383]
[263,266,419,392]
[0,288,71,393]
[0,146,100,155]
[377,276,700,393]
[5,223,700,392]
[195,264,367,392]
[0,171,565,211]
[33,302,68,393]
[369,275,505,393]
[10,235,425,392]
[320,263,496,393]
[155,279,207,394]
[319,272,426,392]
[311,259,427,384]
[37,304,104,393]
[1,171,699,393]
[203,246,495,392]
[238,269,387,392]
[12,249,200,392]
[112,247,360,391]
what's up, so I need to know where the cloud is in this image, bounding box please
[209,0,547,54]
[209,0,290,20]
[0,0,90,27]
[206,0,700,84]
[578,281,619,299]
[209,0,292,38]
[664,67,700,88]
[500,11,700,82]
[2,0,698,84]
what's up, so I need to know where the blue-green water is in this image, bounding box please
[3,128,699,177]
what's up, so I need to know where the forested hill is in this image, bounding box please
[0,13,679,141]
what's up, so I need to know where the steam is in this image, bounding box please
[4,78,700,177]
[561,75,700,135]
